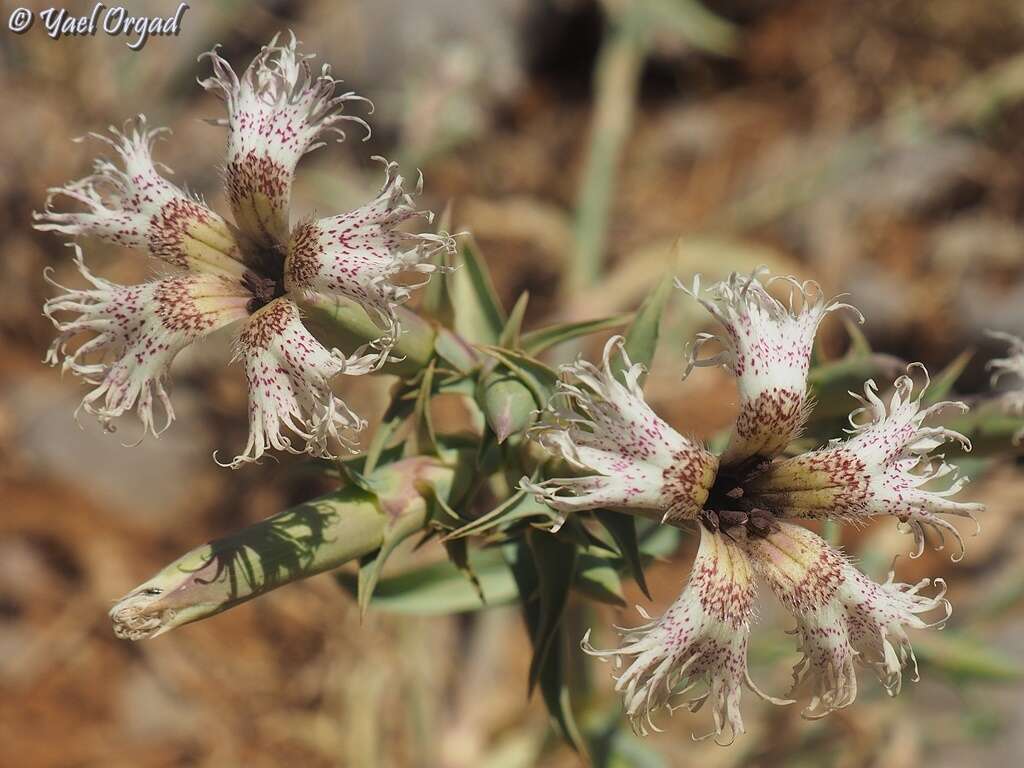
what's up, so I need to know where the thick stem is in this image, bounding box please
[111,458,451,639]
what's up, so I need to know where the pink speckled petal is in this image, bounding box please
[43,245,251,439]
[521,336,718,525]
[199,33,371,249]
[745,523,949,716]
[228,298,378,467]
[746,366,984,559]
[679,269,861,464]
[33,116,247,281]
[583,525,784,742]
[284,157,453,341]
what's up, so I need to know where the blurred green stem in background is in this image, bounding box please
[568,0,737,296]
[567,5,647,295]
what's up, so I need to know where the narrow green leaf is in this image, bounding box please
[526,529,578,692]
[443,537,485,604]
[500,292,530,349]
[574,552,625,606]
[356,493,432,618]
[614,274,673,379]
[914,632,1024,683]
[434,327,479,374]
[843,316,872,358]
[636,519,683,558]
[504,542,587,755]
[923,348,974,405]
[445,488,558,541]
[406,360,439,458]
[538,626,588,756]
[363,405,411,475]
[596,510,650,599]
[944,399,1024,457]
[806,353,906,429]
[338,548,517,615]
[634,0,738,57]
[453,237,506,344]
[521,313,632,356]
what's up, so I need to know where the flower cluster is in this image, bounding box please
[36,33,450,467]
[524,270,982,742]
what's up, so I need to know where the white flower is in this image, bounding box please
[583,524,784,742]
[520,269,983,739]
[44,245,250,438]
[228,298,381,467]
[986,330,1024,444]
[746,365,983,559]
[36,35,449,465]
[679,269,861,463]
[285,157,450,341]
[744,522,949,718]
[33,116,247,281]
[520,336,718,527]
[198,31,371,248]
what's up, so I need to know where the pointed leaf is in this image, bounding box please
[356,505,426,619]
[526,529,578,692]
[363,404,412,475]
[500,292,530,348]
[338,548,517,614]
[453,237,506,344]
[444,537,485,604]
[434,327,479,374]
[806,353,907,429]
[504,542,587,754]
[596,510,650,598]
[537,626,588,755]
[445,487,559,540]
[521,313,632,356]
[574,552,625,606]
[843,316,872,358]
[614,274,673,380]
[923,348,974,405]
[914,632,1024,683]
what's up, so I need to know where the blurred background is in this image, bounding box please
[3,0,1024,765]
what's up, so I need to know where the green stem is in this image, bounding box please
[111,458,450,639]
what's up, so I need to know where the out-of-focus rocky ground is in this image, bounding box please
[3,0,1024,765]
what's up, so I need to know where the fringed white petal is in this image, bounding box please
[44,245,250,438]
[839,565,950,696]
[520,336,718,524]
[679,268,861,463]
[584,526,782,742]
[226,298,380,468]
[199,32,371,248]
[747,365,984,559]
[284,157,454,342]
[744,523,948,718]
[33,116,247,280]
